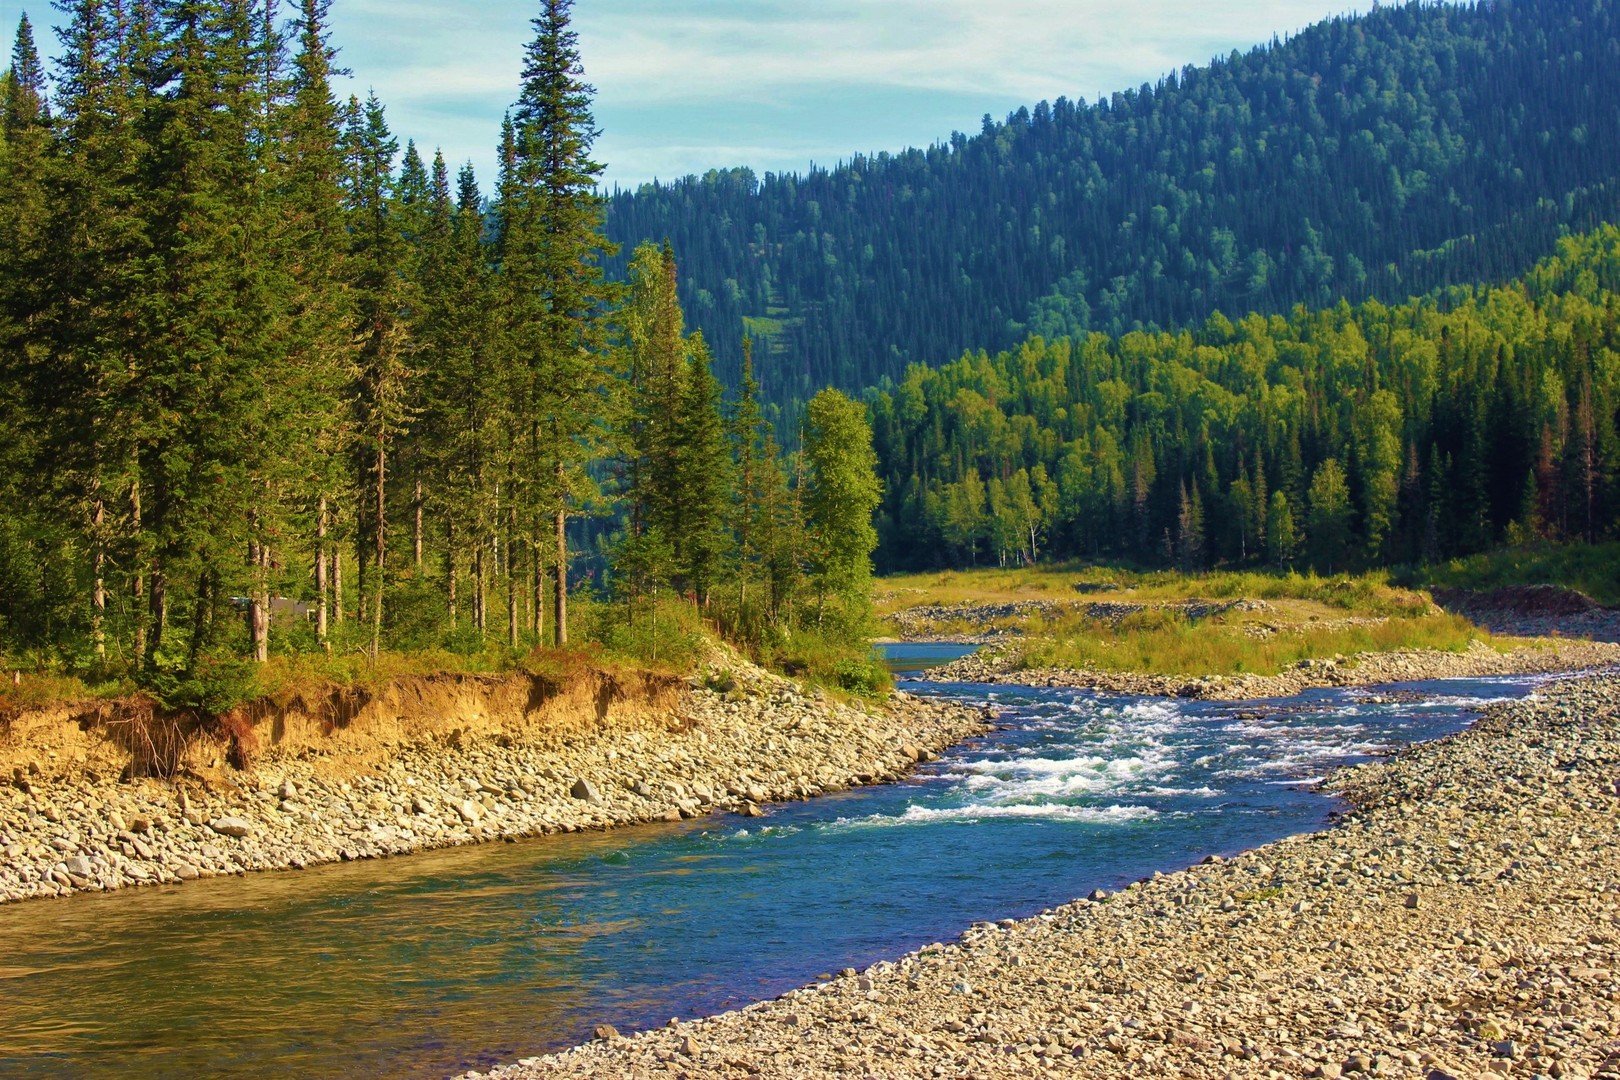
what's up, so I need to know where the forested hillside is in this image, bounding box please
[606,0,1620,408]
[868,227,1620,573]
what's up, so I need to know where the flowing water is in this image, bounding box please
[0,647,1547,1078]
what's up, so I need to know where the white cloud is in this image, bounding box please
[0,0,1372,187]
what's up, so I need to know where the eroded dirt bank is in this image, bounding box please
[0,654,987,904]
[477,674,1620,1080]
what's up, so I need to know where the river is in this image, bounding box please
[0,645,1544,1078]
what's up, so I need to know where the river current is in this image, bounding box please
[0,645,1546,1078]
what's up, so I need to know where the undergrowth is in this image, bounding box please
[1409,541,1620,607]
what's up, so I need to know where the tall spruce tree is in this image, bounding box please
[499,0,615,646]
[342,92,410,658]
[281,0,350,650]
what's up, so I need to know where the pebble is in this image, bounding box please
[469,673,1620,1080]
[0,652,987,907]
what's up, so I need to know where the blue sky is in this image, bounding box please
[3,1,1370,190]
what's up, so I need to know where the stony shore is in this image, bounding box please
[930,637,1620,700]
[0,658,988,904]
[477,673,1620,1080]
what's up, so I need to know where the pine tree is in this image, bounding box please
[669,335,731,607]
[499,0,616,646]
[282,0,351,650]
[136,0,285,670]
[343,92,411,657]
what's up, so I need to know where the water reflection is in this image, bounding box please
[0,672,1531,1079]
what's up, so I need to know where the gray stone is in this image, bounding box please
[209,817,253,838]
[570,778,603,804]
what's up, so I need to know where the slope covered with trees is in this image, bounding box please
[0,1,884,702]
[605,0,1620,410]
[869,227,1620,574]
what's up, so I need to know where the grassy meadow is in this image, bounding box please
[877,564,1535,678]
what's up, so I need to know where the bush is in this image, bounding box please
[140,654,260,714]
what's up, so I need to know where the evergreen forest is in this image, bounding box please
[0,1,884,701]
[869,227,1620,574]
[604,0,1620,410]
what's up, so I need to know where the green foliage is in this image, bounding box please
[604,0,1620,407]
[140,655,259,715]
[803,388,882,633]
[871,227,1620,574]
[1411,541,1620,608]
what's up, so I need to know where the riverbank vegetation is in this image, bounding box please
[0,1,886,712]
[878,563,1527,679]
[1410,540,1620,608]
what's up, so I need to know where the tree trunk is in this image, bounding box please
[373,440,386,659]
[316,496,330,650]
[91,494,106,660]
[531,537,543,641]
[474,541,486,634]
[506,485,519,647]
[146,566,166,668]
[413,478,424,568]
[248,534,268,663]
[333,547,344,625]
[446,518,458,630]
[131,479,145,662]
[553,460,567,647]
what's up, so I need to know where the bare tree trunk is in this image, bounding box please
[474,542,486,634]
[315,495,330,651]
[506,493,518,648]
[553,460,567,647]
[413,478,423,568]
[446,519,458,630]
[248,534,268,663]
[91,493,106,660]
[131,480,145,662]
[333,547,344,625]
[373,441,386,659]
[530,536,543,640]
[146,565,166,667]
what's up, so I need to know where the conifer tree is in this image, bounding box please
[343,92,411,657]
[137,0,284,669]
[500,0,616,646]
[281,0,351,650]
[669,334,731,607]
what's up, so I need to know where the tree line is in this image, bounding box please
[0,1,882,694]
[869,227,1620,574]
[603,0,1620,415]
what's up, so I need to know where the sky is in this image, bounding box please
[1,0,1372,191]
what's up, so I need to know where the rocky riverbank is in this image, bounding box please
[0,655,988,904]
[930,637,1620,700]
[475,673,1620,1080]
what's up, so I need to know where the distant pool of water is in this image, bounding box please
[0,660,1548,1079]
[877,640,979,674]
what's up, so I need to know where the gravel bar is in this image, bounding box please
[475,674,1620,1080]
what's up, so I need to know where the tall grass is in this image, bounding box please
[1411,541,1620,607]
[1021,608,1503,677]
[879,564,1437,619]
